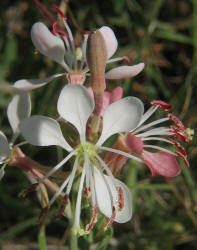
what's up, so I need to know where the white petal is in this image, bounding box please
[0,131,10,161]
[99,26,118,59]
[94,168,132,223]
[19,115,72,151]
[11,73,66,91]
[31,22,66,67]
[97,97,144,146]
[7,92,31,134]
[105,63,145,80]
[57,84,94,141]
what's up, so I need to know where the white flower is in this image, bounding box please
[10,14,144,91]
[0,92,31,180]
[20,84,144,233]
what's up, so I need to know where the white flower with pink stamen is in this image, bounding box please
[19,84,144,234]
[11,6,144,92]
[125,100,190,177]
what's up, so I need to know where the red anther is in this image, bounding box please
[84,30,91,35]
[118,187,124,211]
[56,194,69,219]
[52,21,68,37]
[53,5,66,19]
[167,113,185,130]
[22,183,39,196]
[105,206,116,229]
[52,21,58,35]
[122,56,131,65]
[151,100,174,111]
[168,138,186,156]
[169,126,190,144]
[39,206,49,221]
[175,151,190,168]
[87,206,98,231]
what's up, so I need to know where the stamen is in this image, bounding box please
[87,206,98,231]
[107,57,123,64]
[39,206,49,222]
[56,194,69,219]
[175,151,190,168]
[21,183,39,197]
[122,56,130,65]
[100,146,142,163]
[138,106,158,126]
[118,187,124,211]
[104,206,116,230]
[136,127,172,138]
[167,113,185,130]
[73,168,86,228]
[52,21,68,37]
[38,151,76,185]
[169,126,191,144]
[151,100,174,111]
[168,138,186,156]
[143,145,176,155]
[133,117,169,134]
[53,5,66,19]
[52,21,58,35]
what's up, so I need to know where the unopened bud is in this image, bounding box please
[86,30,107,93]
[86,30,107,116]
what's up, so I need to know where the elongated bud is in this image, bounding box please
[86,30,107,115]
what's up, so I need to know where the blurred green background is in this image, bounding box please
[0,0,197,249]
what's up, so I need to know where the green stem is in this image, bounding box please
[38,225,48,250]
[69,230,78,250]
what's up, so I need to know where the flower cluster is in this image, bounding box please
[0,3,192,236]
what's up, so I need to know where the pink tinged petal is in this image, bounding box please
[0,131,10,161]
[97,97,144,146]
[31,22,66,67]
[105,63,145,80]
[19,115,73,152]
[110,86,123,103]
[142,150,181,178]
[11,73,65,91]
[94,168,132,223]
[125,133,144,154]
[88,87,123,117]
[7,93,31,134]
[100,92,111,117]
[100,87,123,117]
[57,84,95,141]
[99,26,118,59]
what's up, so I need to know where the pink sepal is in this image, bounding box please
[125,133,144,154]
[142,150,181,178]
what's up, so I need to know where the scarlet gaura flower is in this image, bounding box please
[125,100,191,177]
[19,84,144,234]
[11,6,144,92]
